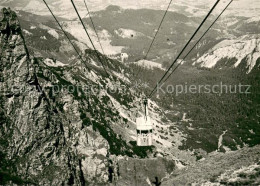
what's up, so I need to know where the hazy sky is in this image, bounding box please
[72,0,260,15]
[1,0,259,18]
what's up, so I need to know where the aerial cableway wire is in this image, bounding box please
[133,0,173,80]
[83,0,105,56]
[144,0,173,60]
[148,0,221,98]
[42,0,91,71]
[161,0,234,85]
[71,0,110,76]
[131,0,173,88]
[42,0,130,120]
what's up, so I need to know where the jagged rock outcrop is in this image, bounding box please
[194,35,260,73]
[0,8,111,185]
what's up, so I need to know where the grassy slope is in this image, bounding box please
[162,145,260,185]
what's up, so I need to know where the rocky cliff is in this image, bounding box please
[195,35,260,73]
[0,7,110,185]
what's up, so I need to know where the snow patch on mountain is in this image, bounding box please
[47,29,59,39]
[44,58,67,67]
[246,16,260,23]
[218,130,227,151]
[22,29,32,36]
[63,21,91,45]
[133,60,164,70]
[40,36,47,40]
[195,35,260,73]
[99,29,124,55]
[115,28,144,39]
[63,22,123,55]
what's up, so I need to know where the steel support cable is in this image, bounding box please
[162,0,233,85]
[42,0,91,71]
[148,0,221,98]
[144,0,173,60]
[42,0,132,116]
[132,0,173,83]
[71,0,110,76]
[83,0,105,56]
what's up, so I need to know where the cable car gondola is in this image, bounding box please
[136,98,153,146]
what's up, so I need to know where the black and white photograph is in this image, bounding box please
[0,0,259,185]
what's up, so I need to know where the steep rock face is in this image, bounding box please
[0,8,110,185]
[194,35,260,73]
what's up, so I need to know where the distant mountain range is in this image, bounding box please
[1,0,260,19]
[10,3,260,74]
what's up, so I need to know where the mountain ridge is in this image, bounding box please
[1,0,259,18]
